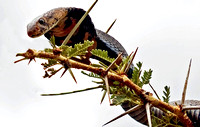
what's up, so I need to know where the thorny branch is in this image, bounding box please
[15,49,194,127]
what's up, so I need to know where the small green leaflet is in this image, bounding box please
[131,62,152,88]
[91,49,115,63]
[162,86,171,103]
[60,40,94,58]
[49,35,56,48]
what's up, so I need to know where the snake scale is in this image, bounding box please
[27,7,200,126]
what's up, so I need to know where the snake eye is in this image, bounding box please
[38,18,45,25]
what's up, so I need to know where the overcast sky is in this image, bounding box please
[1,0,200,127]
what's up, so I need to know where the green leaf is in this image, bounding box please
[68,40,94,58]
[162,86,170,103]
[151,111,181,127]
[59,45,71,57]
[130,62,152,88]
[90,64,103,68]
[110,86,140,106]
[49,35,56,48]
[119,56,130,73]
[140,69,153,87]
[81,71,101,79]
[60,40,94,58]
[99,61,109,68]
[131,62,142,86]
[91,49,115,63]
[111,94,130,105]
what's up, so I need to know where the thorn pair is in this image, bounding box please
[60,64,77,84]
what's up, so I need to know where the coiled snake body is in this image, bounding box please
[27,7,200,126]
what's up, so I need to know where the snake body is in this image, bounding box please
[27,7,200,126]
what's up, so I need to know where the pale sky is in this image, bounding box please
[1,0,200,127]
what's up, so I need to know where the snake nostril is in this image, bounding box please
[27,31,33,37]
[27,30,36,38]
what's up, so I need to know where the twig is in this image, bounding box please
[41,85,103,96]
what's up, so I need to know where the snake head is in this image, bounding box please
[27,7,68,38]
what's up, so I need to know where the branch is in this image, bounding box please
[15,49,194,127]
[41,85,103,96]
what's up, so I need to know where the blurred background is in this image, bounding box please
[0,0,200,126]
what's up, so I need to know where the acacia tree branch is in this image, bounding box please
[15,49,194,127]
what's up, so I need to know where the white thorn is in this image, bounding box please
[146,103,152,127]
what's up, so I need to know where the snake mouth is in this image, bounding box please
[27,25,43,38]
[27,30,37,38]
[28,32,42,38]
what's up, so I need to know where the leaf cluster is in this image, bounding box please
[82,50,153,106]
[49,35,56,48]
[110,85,141,106]
[60,41,94,58]
[91,49,115,64]
[152,112,181,127]
[41,40,94,79]
[81,71,101,79]
[109,62,152,107]
[85,50,175,126]
[45,40,94,59]
[162,86,171,103]
[131,62,153,88]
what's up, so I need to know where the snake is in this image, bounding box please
[27,7,200,126]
